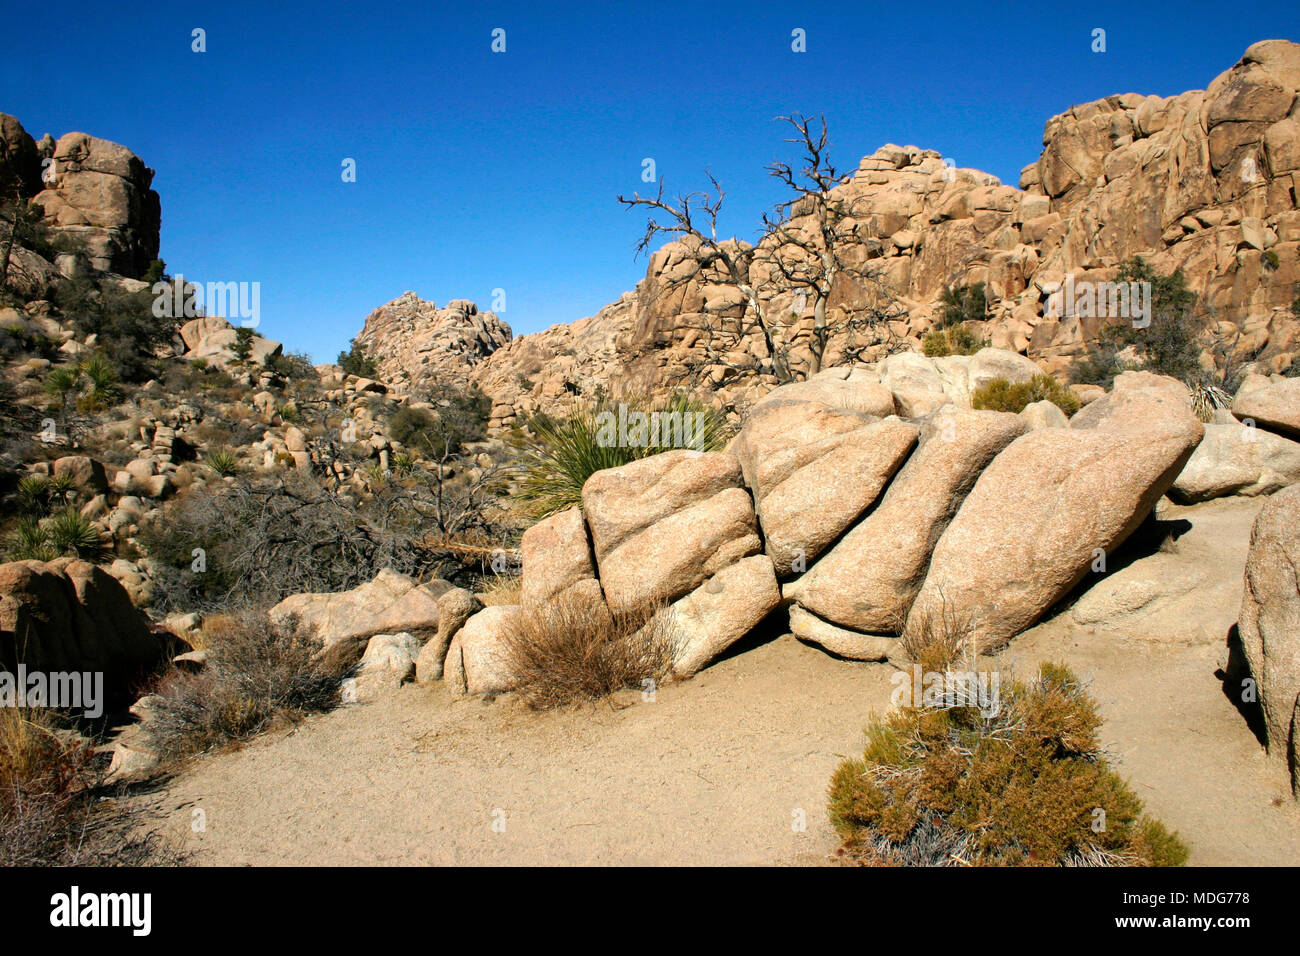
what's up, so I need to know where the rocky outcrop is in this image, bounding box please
[1171,421,1300,501]
[1232,377,1300,438]
[10,118,162,278]
[732,400,917,575]
[268,570,451,650]
[1237,483,1300,795]
[786,405,1027,632]
[581,450,762,615]
[0,557,170,707]
[353,293,512,395]
[353,42,1300,424]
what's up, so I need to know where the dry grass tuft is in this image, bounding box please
[0,707,183,865]
[502,590,678,709]
[475,573,522,607]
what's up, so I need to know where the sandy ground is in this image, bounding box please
[155,495,1300,866]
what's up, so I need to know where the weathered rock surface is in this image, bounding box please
[353,632,422,699]
[452,605,523,696]
[1171,421,1300,501]
[520,506,596,608]
[788,405,1027,631]
[787,604,897,661]
[732,401,917,575]
[269,569,432,648]
[0,558,168,707]
[1232,377,1300,438]
[415,587,482,684]
[665,555,781,677]
[582,450,761,614]
[909,392,1204,647]
[1237,484,1300,795]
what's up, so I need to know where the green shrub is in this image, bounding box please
[233,327,255,362]
[337,338,377,377]
[52,277,177,383]
[939,282,987,327]
[922,321,986,357]
[1074,257,1201,388]
[390,385,491,457]
[511,393,730,518]
[971,374,1080,416]
[828,662,1188,866]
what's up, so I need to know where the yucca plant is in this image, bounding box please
[1189,381,1232,423]
[46,472,78,508]
[45,507,109,563]
[5,517,58,562]
[78,353,122,409]
[510,393,729,518]
[205,447,239,477]
[15,475,52,515]
[42,366,80,417]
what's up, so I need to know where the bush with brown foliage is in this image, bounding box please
[827,662,1188,867]
[144,612,350,762]
[502,592,679,709]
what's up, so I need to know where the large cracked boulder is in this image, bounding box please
[908,386,1204,648]
[1171,421,1300,502]
[0,558,168,708]
[787,405,1026,632]
[1232,378,1300,439]
[732,400,917,575]
[751,366,895,417]
[1237,484,1300,796]
[582,450,761,614]
[520,506,597,609]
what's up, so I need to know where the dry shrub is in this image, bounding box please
[502,591,678,709]
[828,663,1188,867]
[0,707,183,865]
[898,590,977,672]
[475,573,522,607]
[144,611,349,761]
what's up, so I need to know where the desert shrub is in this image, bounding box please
[501,592,678,709]
[144,613,348,761]
[140,468,508,612]
[511,393,730,518]
[141,258,167,285]
[337,337,377,378]
[270,350,316,380]
[1189,381,1232,422]
[828,662,1188,866]
[475,572,522,607]
[1074,257,1202,388]
[0,707,183,865]
[389,388,490,459]
[971,374,1080,416]
[922,321,986,357]
[53,277,178,383]
[939,282,987,327]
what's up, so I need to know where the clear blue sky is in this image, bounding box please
[4,1,1297,362]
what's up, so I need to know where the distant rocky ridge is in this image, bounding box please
[353,40,1300,429]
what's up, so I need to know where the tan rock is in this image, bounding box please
[416,587,482,684]
[788,406,1026,631]
[910,397,1204,648]
[1237,484,1300,795]
[666,555,781,677]
[458,605,523,695]
[1171,421,1300,501]
[582,450,761,614]
[733,400,917,575]
[788,604,897,661]
[1232,377,1300,438]
[520,507,596,608]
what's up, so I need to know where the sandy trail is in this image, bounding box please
[156,496,1300,865]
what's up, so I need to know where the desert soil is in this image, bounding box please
[155,495,1300,866]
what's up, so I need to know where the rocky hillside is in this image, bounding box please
[352,40,1300,428]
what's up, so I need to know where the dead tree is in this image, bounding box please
[618,113,906,387]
